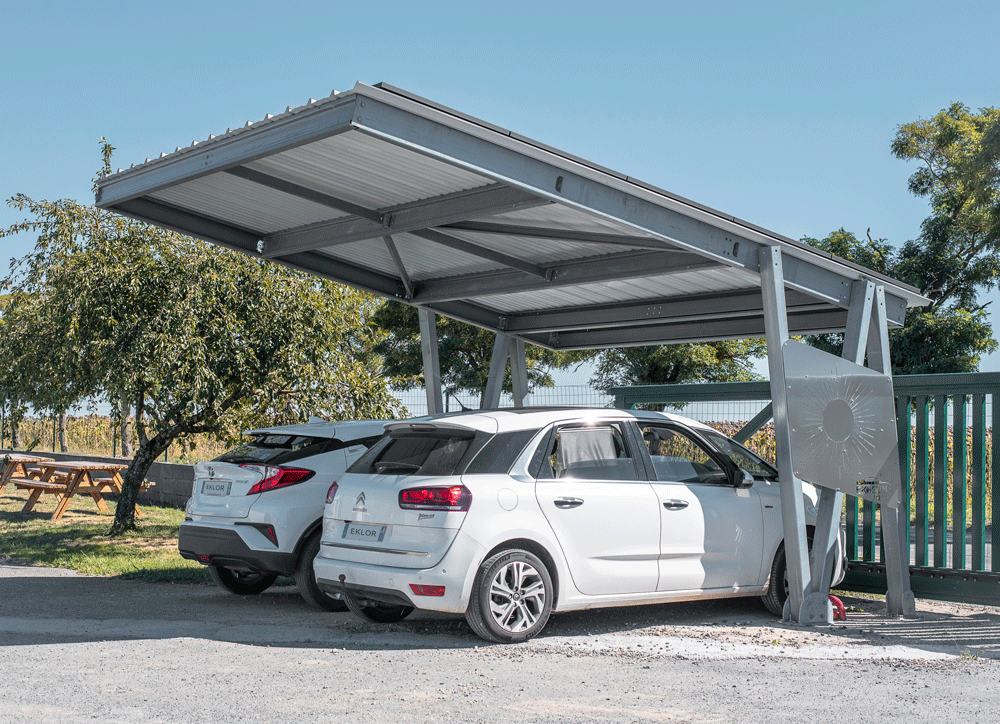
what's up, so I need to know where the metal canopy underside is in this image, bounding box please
[96,82,929,350]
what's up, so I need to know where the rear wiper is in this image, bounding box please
[374,461,421,474]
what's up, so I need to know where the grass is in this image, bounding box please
[0,485,209,583]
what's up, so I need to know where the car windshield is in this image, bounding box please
[700,429,778,478]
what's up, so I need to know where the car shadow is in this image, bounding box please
[2,562,997,658]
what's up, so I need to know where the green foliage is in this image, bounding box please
[804,102,1000,373]
[1,141,404,533]
[589,341,766,393]
[371,301,591,406]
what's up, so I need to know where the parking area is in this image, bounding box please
[2,561,998,723]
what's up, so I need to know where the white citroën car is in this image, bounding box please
[313,408,845,643]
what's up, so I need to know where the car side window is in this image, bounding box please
[640,425,727,485]
[538,424,638,481]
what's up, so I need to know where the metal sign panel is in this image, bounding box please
[782,340,901,508]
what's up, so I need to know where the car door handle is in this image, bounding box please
[662,499,689,510]
[554,497,584,509]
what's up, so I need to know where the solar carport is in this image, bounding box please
[96,81,929,625]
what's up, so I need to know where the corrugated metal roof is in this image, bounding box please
[95,81,930,350]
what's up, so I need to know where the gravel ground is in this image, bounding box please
[1,561,998,723]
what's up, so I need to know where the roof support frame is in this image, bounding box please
[225,166,384,223]
[519,308,850,350]
[412,250,720,305]
[383,235,413,298]
[410,228,550,278]
[500,288,826,335]
[261,183,548,257]
[442,220,668,250]
[348,90,911,325]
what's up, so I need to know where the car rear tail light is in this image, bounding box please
[241,465,314,495]
[197,555,210,563]
[398,485,472,511]
[325,481,339,504]
[409,584,446,596]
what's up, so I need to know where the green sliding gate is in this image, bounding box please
[612,373,1000,605]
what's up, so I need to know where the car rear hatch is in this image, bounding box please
[189,462,269,518]
[188,431,336,518]
[319,420,493,569]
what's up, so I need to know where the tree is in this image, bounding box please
[803,230,996,372]
[803,103,1000,373]
[588,341,766,397]
[2,143,404,534]
[371,301,591,407]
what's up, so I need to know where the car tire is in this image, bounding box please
[295,531,348,612]
[465,549,553,644]
[342,593,414,623]
[761,535,815,617]
[208,564,278,595]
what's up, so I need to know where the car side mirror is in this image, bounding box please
[732,468,754,488]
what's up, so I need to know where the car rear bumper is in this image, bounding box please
[178,523,297,576]
[313,529,486,613]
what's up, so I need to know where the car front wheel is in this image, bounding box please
[465,549,553,643]
[208,564,278,595]
[761,535,816,617]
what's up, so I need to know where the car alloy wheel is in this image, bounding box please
[489,560,546,632]
[466,549,553,643]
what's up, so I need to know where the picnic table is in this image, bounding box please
[0,453,55,495]
[12,460,152,521]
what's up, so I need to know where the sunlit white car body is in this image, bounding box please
[313,408,845,637]
[179,419,386,606]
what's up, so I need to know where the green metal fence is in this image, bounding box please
[612,373,1000,605]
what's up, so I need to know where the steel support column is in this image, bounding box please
[867,285,916,616]
[483,334,511,409]
[418,309,443,415]
[759,246,812,623]
[482,333,528,408]
[510,339,528,408]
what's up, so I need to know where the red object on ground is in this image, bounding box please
[829,594,847,620]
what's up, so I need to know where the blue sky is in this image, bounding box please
[2,0,998,381]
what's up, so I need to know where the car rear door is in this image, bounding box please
[535,422,661,595]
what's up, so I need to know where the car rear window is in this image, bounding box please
[214,434,329,466]
[348,428,491,476]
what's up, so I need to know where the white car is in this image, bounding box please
[313,408,846,642]
[179,419,387,609]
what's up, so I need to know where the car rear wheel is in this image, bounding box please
[208,564,278,595]
[343,593,414,623]
[294,532,348,612]
[465,549,553,644]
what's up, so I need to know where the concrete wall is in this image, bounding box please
[1,449,193,508]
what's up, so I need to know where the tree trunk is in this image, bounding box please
[58,413,69,453]
[11,414,21,449]
[120,396,132,458]
[110,437,169,535]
